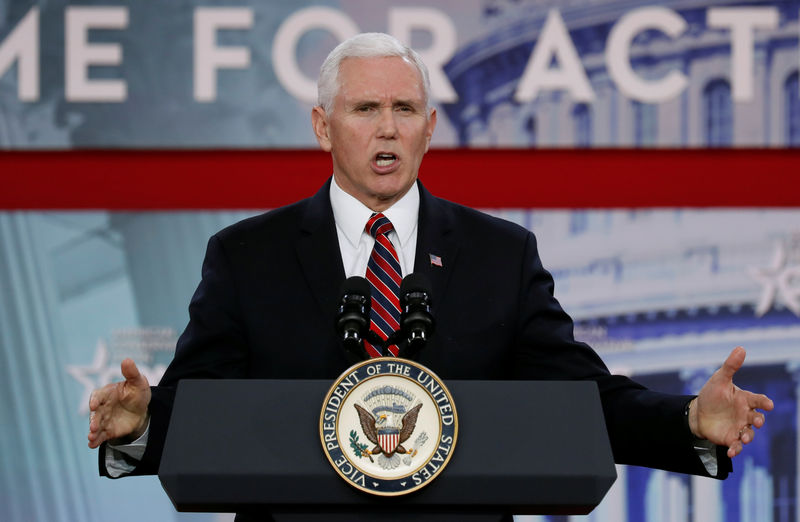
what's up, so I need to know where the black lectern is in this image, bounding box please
[159,379,616,517]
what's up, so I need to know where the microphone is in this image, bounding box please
[335,276,372,362]
[398,273,435,360]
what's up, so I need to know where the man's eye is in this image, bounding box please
[356,105,373,112]
[397,105,413,112]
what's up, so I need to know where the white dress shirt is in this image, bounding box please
[330,176,418,278]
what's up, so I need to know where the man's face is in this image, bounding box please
[312,56,437,211]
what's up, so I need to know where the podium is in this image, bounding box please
[159,379,616,517]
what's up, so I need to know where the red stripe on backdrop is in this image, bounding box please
[0,149,798,209]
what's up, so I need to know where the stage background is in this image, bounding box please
[1,1,799,521]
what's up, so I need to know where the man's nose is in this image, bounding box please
[376,108,398,138]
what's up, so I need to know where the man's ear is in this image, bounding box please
[424,107,437,153]
[311,106,332,152]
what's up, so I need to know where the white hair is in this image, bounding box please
[317,32,431,113]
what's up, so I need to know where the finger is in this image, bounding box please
[727,439,744,458]
[749,410,766,429]
[91,381,119,409]
[88,409,115,448]
[88,425,103,447]
[120,358,142,382]
[727,440,743,458]
[89,385,110,410]
[88,428,109,448]
[741,425,755,444]
[718,346,746,381]
[91,398,109,421]
[90,409,108,434]
[747,392,774,412]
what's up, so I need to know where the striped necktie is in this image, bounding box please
[365,212,402,357]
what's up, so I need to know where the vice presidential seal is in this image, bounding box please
[319,358,458,496]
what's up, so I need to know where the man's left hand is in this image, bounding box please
[688,346,774,458]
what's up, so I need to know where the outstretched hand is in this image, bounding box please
[87,358,151,449]
[689,346,774,458]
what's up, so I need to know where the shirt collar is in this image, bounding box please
[329,177,419,249]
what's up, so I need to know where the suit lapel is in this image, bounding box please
[296,179,455,332]
[414,182,459,308]
[296,179,346,320]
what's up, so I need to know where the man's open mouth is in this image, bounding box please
[375,153,397,167]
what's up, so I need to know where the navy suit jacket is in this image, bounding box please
[104,179,730,480]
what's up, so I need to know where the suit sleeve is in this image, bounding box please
[99,234,250,476]
[510,231,731,478]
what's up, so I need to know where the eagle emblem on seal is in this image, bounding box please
[354,385,422,460]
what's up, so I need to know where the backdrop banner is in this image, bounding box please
[0,0,798,148]
[1,1,798,522]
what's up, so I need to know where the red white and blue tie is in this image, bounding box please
[365,213,402,357]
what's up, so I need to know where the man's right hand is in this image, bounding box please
[88,358,151,449]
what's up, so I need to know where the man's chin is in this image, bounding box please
[370,181,415,206]
[335,173,416,210]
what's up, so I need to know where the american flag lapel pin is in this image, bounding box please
[429,253,443,267]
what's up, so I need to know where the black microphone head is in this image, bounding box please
[400,273,432,302]
[341,275,371,298]
[398,273,434,360]
[337,276,372,362]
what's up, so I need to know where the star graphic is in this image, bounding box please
[748,243,800,317]
[66,339,123,416]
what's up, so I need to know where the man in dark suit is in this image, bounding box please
[89,32,772,485]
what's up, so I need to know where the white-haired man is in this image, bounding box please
[89,33,773,518]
